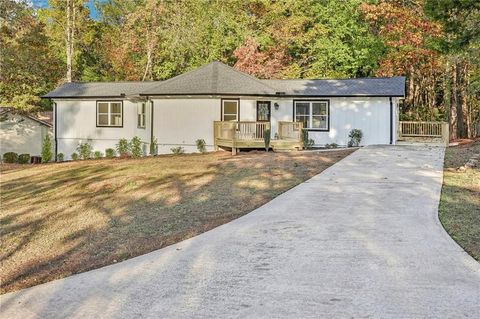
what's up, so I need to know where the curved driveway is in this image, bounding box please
[1,146,479,318]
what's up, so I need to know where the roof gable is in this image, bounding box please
[141,61,277,96]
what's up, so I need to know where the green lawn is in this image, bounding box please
[439,140,480,261]
[0,149,353,294]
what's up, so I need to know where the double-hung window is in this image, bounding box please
[97,101,123,127]
[137,102,146,128]
[294,100,329,130]
[222,99,239,121]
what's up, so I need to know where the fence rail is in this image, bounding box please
[398,121,449,145]
[278,121,303,140]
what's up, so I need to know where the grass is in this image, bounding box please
[0,149,353,294]
[439,140,480,262]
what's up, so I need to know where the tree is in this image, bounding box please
[361,0,444,121]
[425,0,480,138]
[39,0,91,82]
[0,0,62,112]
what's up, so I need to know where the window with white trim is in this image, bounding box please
[137,102,146,128]
[294,100,329,130]
[222,99,239,121]
[97,101,122,127]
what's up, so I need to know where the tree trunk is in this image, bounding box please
[66,0,73,82]
[455,60,465,138]
[461,63,471,138]
[449,61,458,140]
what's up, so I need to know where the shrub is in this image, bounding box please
[77,140,93,160]
[302,129,315,149]
[325,143,338,149]
[93,150,103,159]
[41,135,53,163]
[130,136,143,158]
[263,129,271,152]
[116,138,130,157]
[105,148,116,158]
[170,146,185,155]
[348,129,363,147]
[18,154,30,164]
[196,139,207,153]
[57,153,64,162]
[3,152,18,163]
[150,137,158,156]
[71,152,79,161]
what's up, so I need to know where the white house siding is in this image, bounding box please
[0,113,52,157]
[55,99,151,159]
[305,97,393,146]
[54,96,395,158]
[241,96,393,146]
[152,98,220,154]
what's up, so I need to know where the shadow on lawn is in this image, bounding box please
[0,151,350,294]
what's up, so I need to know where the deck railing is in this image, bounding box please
[214,121,302,154]
[213,121,271,141]
[235,121,271,140]
[399,121,449,145]
[278,121,303,140]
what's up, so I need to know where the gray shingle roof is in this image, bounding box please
[43,62,405,98]
[141,61,277,96]
[262,77,405,97]
[42,81,158,98]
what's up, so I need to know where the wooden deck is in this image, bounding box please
[214,121,303,154]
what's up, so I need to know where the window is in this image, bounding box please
[256,101,271,122]
[294,100,329,130]
[97,101,122,127]
[137,102,146,128]
[222,99,239,121]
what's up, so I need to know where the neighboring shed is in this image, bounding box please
[0,108,53,157]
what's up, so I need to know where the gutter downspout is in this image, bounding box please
[150,98,155,155]
[389,97,393,145]
[54,101,58,161]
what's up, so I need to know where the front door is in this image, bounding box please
[256,101,271,122]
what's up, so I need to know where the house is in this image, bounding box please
[43,61,405,159]
[0,107,53,157]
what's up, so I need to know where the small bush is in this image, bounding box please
[348,129,363,147]
[105,148,116,158]
[171,146,185,155]
[116,138,130,157]
[3,152,18,163]
[71,152,79,161]
[150,137,158,156]
[302,130,314,149]
[57,153,64,162]
[41,135,53,163]
[77,140,93,160]
[263,129,271,152]
[93,150,103,159]
[18,154,30,164]
[130,136,143,158]
[325,143,338,149]
[196,139,207,153]
[4,152,19,163]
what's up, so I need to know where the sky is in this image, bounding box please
[30,0,100,19]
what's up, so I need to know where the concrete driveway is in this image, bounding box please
[1,146,479,318]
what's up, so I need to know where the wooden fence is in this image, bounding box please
[398,121,449,145]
